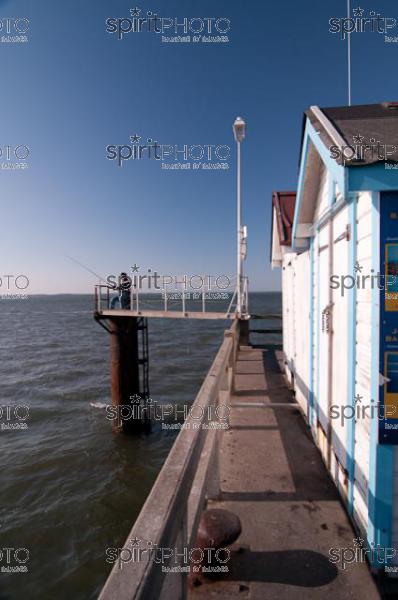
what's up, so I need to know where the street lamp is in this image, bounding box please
[233,117,246,317]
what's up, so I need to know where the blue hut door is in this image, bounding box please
[380,191,398,444]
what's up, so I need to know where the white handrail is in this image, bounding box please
[94,277,249,319]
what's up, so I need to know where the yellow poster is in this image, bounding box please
[385,244,398,311]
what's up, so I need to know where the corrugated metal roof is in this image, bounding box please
[305,102,398,166]
[272,191,296,246]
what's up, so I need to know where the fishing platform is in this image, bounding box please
[94,278,249,321]
[93,278,250,433]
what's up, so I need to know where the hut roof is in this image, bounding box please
[305,102,398,166]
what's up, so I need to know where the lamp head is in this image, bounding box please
[233,116,246,142]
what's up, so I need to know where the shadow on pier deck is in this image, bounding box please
[191,343,380,599]
[99,321,380,600]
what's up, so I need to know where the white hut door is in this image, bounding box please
[317,224,332,439]
[330,207,350,469]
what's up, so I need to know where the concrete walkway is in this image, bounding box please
[191,344,380,600]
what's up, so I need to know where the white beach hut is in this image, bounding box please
[271,103,398,572]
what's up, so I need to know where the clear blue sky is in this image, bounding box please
[1,0,398,293]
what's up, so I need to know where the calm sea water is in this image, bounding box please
[0,292,281,600]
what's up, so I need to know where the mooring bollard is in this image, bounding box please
[189,508,242,586]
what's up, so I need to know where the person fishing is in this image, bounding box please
[119,272,131,309]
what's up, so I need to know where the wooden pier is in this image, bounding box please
[99,321,381,599]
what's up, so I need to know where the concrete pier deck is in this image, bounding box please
[190,344,380,600]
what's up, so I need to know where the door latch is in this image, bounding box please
[322,304,333,333]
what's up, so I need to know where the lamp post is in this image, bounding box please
[233,116,246,317]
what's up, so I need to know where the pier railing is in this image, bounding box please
[94,277,249,319]
[99,319,242,600]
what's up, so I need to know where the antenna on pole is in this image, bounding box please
[347,0,352,106]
